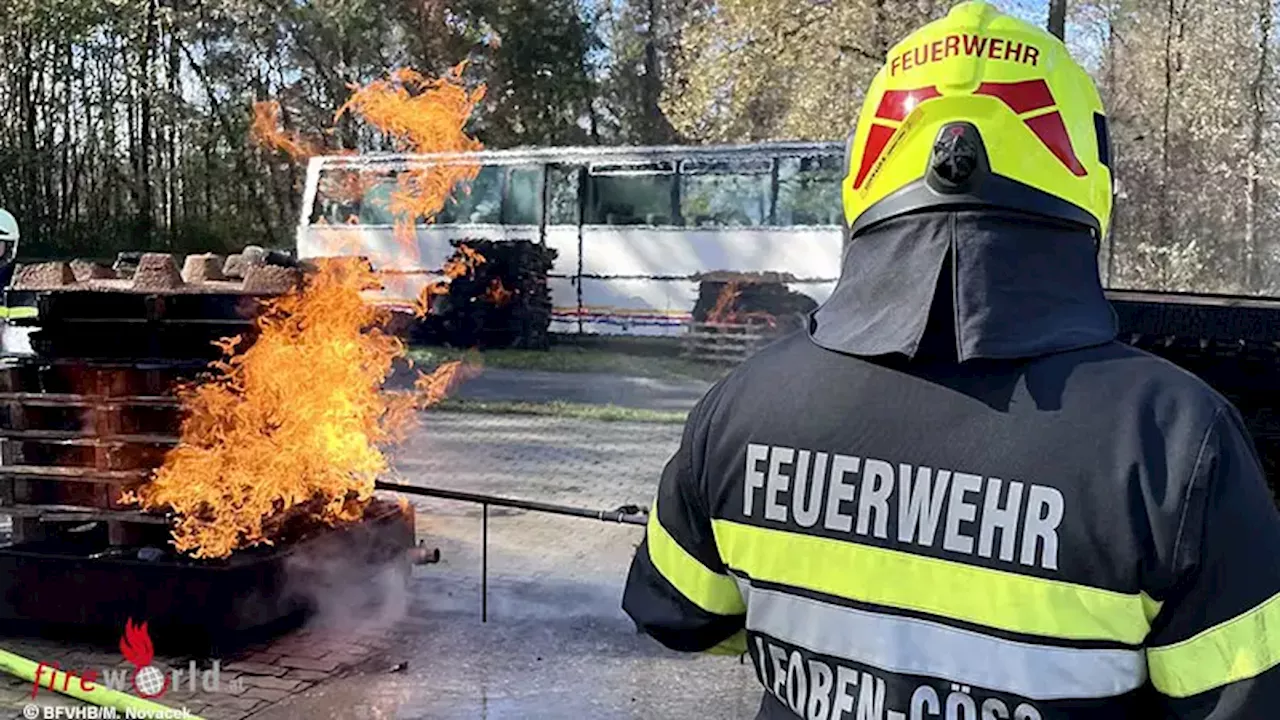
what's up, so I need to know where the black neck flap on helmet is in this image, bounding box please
[813,122,1116,363]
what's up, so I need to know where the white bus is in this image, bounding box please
[296,142,846,336]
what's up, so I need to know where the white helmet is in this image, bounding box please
[0,210,17,243]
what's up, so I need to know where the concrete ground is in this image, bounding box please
[0,412,763,720]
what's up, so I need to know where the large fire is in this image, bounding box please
[127,66,492,559]
[124,258,480,559]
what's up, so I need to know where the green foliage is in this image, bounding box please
[0,0,600,260]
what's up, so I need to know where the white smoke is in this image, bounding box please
[280,513,413,641]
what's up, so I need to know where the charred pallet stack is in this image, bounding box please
[418,239,557,350]
[0,249,414,654]
[683,272,818,364]
[682,319,776,364]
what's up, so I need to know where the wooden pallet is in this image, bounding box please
[0,362,184,546]
[0,467,170,545]
[681,320,776,364]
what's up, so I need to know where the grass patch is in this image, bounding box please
[428,398,688,424]
[407,346,725,382]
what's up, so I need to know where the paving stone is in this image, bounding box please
[242,651,281,665]
[199,707,252,720]
[243,687,291,703]
[0,686,31,705]
[263,642,329,660]
[240,676,302,692]
[223,662,286,677]
[205,694,262,711]
[321,649,370,666]
[277,656,339,673]
[282,669,330,682]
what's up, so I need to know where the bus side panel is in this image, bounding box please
[300,224,583,320]
[567,278,698,337]
[579,226,842,279]
[564,279,838,337]
[298,224,544,269]
[543,226,581,278]
[565,226,842,336]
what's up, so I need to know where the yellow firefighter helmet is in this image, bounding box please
[842,1,1112,240]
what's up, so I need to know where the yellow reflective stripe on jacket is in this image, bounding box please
[0,306,36,319]
[1147,591,1280,698]
[645,504,746,616]
[711,520,1150,645]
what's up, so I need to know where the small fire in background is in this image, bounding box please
[706,281,777,327]
[128,66,491,559]
[413,243,488,317]
[484,278,513,306]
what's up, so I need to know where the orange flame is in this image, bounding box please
[705,280,777,328]
[250,101,322,160]
[706,281,742,323]
[484,278,513,306]
[137,66,490,559]
[256,64,485,274]
[413,244,488,317]
[119,619,155,667]
[415,358,485,405]
[336,63,486,252]
[126,259,481,559]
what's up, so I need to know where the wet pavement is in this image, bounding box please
[0,412,763,719]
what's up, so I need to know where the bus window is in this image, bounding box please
[310,168,367,225]
[587,162,677,226]
[547,165,581,224]
[503,166,544,225]
[360,173,399,225]
[438,165,504,224]
[680,158,772,227]
[774,155,843,226]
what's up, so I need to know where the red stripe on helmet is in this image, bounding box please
[874,87,942,122]
[973,80,1055,115]
[975,80,1087,176]
[853,124,897,189]
[1024,111,1088,176]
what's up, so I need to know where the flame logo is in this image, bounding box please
[119,619,154,667]
[120,619,169,698]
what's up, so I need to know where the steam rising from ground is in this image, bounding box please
[283,539,411,639]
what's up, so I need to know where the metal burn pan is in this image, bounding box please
[0,499,415,656]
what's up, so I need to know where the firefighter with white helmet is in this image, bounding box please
[623,2,1280,717]
[0,209,19,290]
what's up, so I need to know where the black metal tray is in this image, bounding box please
[0,499,414,656]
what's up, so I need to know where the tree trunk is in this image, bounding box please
[1048,0,1068,40]
[1157,0,1178,249]
[640,0,676,144]
[1244,0,1273,291]
[137,0,159,244]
